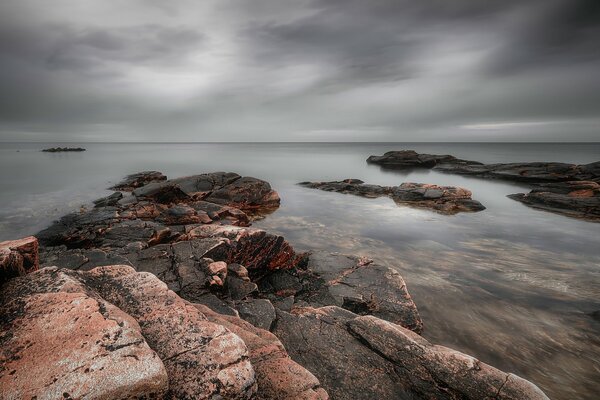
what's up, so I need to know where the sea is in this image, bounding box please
[1,142,599,400]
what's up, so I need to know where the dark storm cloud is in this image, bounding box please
[0,0,598,142]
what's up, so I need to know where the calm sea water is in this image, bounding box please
[1,142,599,399]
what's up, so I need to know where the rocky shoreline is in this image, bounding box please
[368,150,600,221]
[1,171,550,399]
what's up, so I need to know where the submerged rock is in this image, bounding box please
[508,181,600,221]
[274,306,549,400]
[299,179,485,214]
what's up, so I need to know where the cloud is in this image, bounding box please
[0,0,598,142]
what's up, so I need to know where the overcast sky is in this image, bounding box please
[0,0,599,142]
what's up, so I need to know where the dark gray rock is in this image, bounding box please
[236,299,276,330]
[508,181,600,221]
[93,192,123,208]
[299,180,485,214]
[227,276,259,300]
[273,306,549,400]
[109,171,167,191]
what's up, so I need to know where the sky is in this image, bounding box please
[0,0,599,142]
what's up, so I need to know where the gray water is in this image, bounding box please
[1,142,599,399]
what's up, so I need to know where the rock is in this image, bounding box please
[194,303,328,400]
[109,171,167,191]
[367,150,600,183]
[259,269,303,296]
[205,176,281,211]
[0,236,39,285]
[93,192,123,208]
[236,299,277,330]
[41,147,85,152]
[228,263,250,280]
[367,150,480,169]
[300,180,485,214]
[0,269,168,400]
[271,295,295,312]
[207,260,228,277]
[227,276,259,300]
[508,181,600,221]
[1,266,254,399]
[273,306,548,400]
[298,251,423,333]
[195,293,239,317]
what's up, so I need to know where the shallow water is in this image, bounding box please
[1,142,599,399]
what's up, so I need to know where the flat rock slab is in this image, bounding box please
[0,275,168,400]
[367,150,600,183]
[300,179,485,214]
[109,171,167,191]
[299,251,423,333]
[274,306,549,400]
[508,181,600,221]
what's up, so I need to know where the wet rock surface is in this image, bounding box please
[274,306,549,400]
[367,150,600,183]
[367,150,600,220]
[300,179,485,214]
[509,181,600,221]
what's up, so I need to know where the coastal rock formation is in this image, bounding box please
[299,179,485,214]
[509,181,600,221]
[1,265,327,399]
[0,236,39,285]
[41,147,86,152]
[367,150,481,169]
[367,150,600,220]
[367,150,600,183]
[0,170,550,399]
[274,306,549,400]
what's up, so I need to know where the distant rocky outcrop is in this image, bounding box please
[367,150,600,221]
[367,150,600,183]
[509,181,600,221]
[299,179,485,214]
[0,170,550,399]
[41,147,86,152]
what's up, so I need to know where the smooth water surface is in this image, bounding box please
[1,142,599,399]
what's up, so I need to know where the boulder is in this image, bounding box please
[0,269,168,400]
[273,306,549,400]
[508,181,600,221]
[0,236,39,285]
[236,299,277,330]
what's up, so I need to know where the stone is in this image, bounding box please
[0,270,168,400]
[236,299,277,330]
[92,192,123,208]
[508,181,600,221]
[109,171,167,191]
[207,260,228,277]
[0,236,39,285]
[228,263,250,280]
[228,276,259,300]
[299,180,485,214]
[298,251,423,333]
[195,303,328,400]
[367,150,600,183]
[205,176,281,211]
[274,306,548,400]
